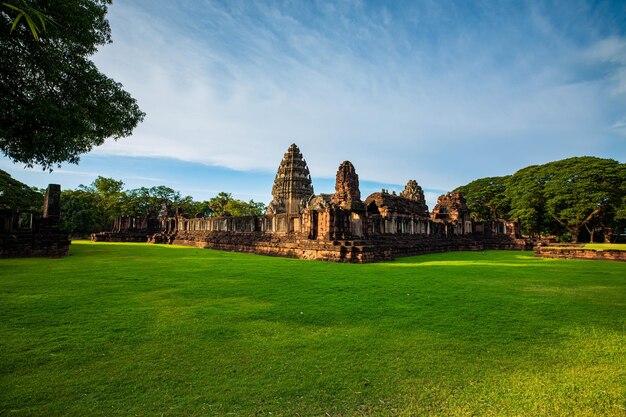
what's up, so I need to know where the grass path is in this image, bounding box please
[1,241,625,416]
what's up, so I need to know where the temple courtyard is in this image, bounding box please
[1,241,624,416]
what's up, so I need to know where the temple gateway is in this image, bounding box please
[94,144,529,262]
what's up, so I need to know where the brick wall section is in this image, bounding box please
[534,247,626,262]
[168,231,530,263]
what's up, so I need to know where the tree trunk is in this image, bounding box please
[570,225,580,243]
[584,223,595,243]
[600,223,613,243]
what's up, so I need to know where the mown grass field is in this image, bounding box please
[1,241,625,416]
[584,243,626,251]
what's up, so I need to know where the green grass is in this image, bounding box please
[544,243,626,251]
[584,243,626,251]
[1,241,625,416]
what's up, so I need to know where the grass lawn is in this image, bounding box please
[584,243,626,251]
[1,241,625,416]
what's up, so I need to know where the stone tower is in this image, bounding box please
[332,161,363,209]
[400,179,429,215]
[431,192,468,222]
[267,144,314,214]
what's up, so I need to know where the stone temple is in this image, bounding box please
[93,144,529,262]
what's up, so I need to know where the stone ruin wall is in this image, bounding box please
[1,184,71,258]
[93,144,530,262]
[534,245,626,262]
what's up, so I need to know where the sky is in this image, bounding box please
[2,0,626,209]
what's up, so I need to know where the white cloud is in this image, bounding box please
[90,1,626,193]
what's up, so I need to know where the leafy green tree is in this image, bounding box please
[208,192,233,217]
[188,200,212,217]
[207,192,265,217]
[505,157,626,242]
[505,165,552,237]
[60,189,102,233]
[540,157,624,242]
[1,0,145,169]
[175,195,198,217]
[0,168,43,210]
[91,176,124,228]
[121,186,181,217]
[224,199,266,217]
[454,176,510,221]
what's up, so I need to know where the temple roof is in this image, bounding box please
[364,191,429,217]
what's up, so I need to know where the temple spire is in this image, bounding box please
[267,144,314,214]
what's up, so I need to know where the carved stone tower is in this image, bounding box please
[400,179,429,216]
[267,144,314,214]
[332,161,363,210]
[431,192,468,222]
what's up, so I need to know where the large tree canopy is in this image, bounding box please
[456,156,626,242]
[0,0,145,169]
[0,168,43,210]
[454,176,510,221]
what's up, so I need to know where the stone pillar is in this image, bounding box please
[42,184,61,225]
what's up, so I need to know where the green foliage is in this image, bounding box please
[207,191,233,216]
[208,192,265,217]
[541,157,624,242]
[0,0,145,169]
[58,178,266,233]
[0,168,43,210]
[454,176,510,221]
[60,177,121,233]
[1,243,624,416]
[224,198,266,217]
[456,157,626,241]
[506,157,626,241]
[59,189,102,233]
[1,0,53,41]
[505,164,551,236]
[121,186,181,217]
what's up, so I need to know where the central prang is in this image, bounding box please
[267,144,314,215]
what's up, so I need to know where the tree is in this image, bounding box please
[60,189,102,233]
[208,192,233,217]
[541,158,625,242]
[505,157,626,242]
[0,168,43,210]
[224,199,266,217]
[0,0,145,169]
[505,165,552,237]
[454,176,510,221]
[206,192,265,217]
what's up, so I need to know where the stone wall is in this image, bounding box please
[534,246,626,262]
[165,230,530,263]
[0,185,70,258]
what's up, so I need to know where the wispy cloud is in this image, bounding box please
[87,0,626,192]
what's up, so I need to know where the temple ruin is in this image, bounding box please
[93,144,529,262]
[1,184,70,258]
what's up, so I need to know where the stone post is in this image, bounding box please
[42,184,61,226]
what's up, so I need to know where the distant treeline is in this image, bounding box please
[58,177,266,234]
[0,170,265,235]
[454,156,626,242]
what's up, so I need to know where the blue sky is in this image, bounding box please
[2,0,625,209]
